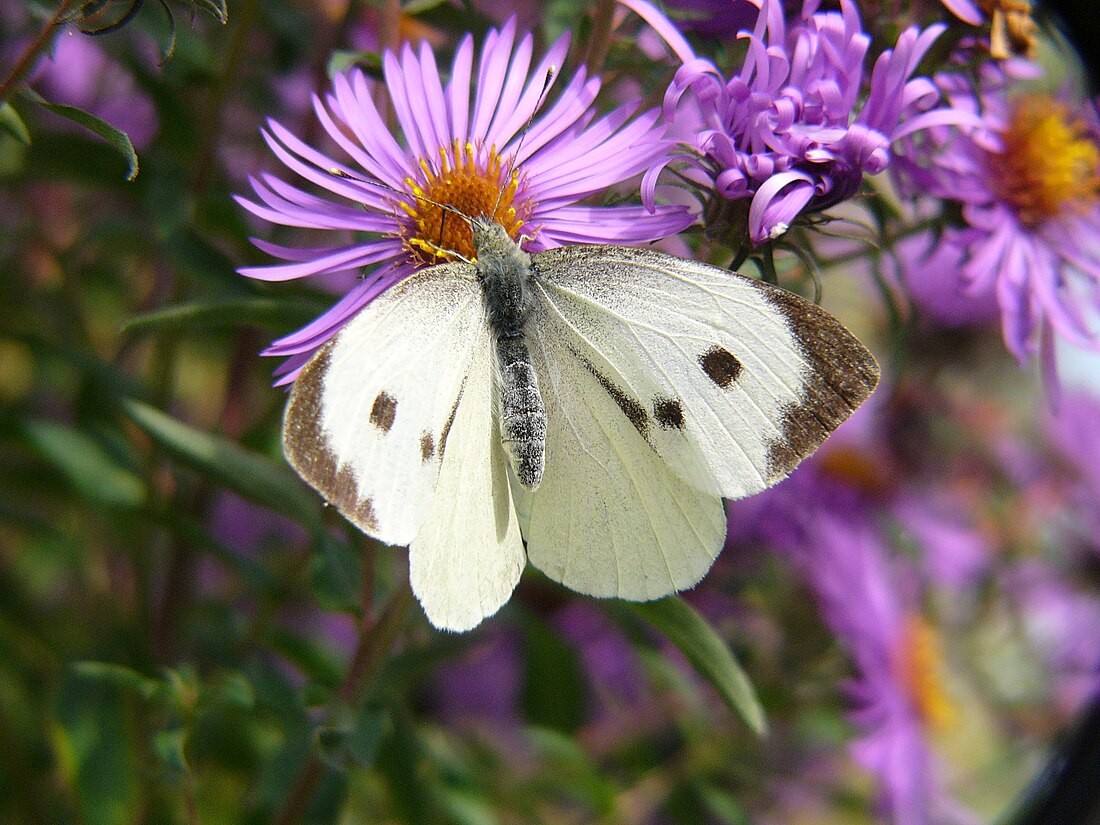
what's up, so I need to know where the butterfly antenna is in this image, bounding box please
[492,65,557,222]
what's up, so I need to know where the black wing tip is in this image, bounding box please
[751,280,881,480]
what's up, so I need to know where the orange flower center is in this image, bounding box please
[993,95,1100,228]
[898,614,956,733]
[399,140,524,264]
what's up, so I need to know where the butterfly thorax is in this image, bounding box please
[473,218,546,490]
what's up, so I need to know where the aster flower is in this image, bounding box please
[894,227,1001,328]
[237,19,691,381]
[1004,560,1100,717]
[728,418,977,825]
[895,64,1100,369]
[620,0,965,248]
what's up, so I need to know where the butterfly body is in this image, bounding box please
[283,222,879,631]
[474,218,546,490]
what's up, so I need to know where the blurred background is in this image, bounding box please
[2,1,1100,823]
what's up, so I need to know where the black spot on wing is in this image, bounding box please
[420,432,435,462]
[748,281,880,481]
[439,378,466,457]
[369,391,397,432]
[281,346,380,534]
[699,346,742,389]
[574,353,649,440]
[653,396,685,430]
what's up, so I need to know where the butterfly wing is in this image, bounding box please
[408,334,524,631]
[515,307,728,601]
[528,244,879,501]
[283,261,487,547]
[283,261,524,631]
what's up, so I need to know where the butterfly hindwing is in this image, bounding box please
[529,245,879,501]
[409,335,525,631]
[515,305,728,601]
[283,262,487,546]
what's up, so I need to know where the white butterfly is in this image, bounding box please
[283,218,879,631]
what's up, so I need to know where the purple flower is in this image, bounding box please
[622,0,961,246]
[892,489,992,589]
[659,0,764,40]
[1004,561,1100,717]
[29,32,159,150]
[237,19,691,382]
[895,228,1002,328]
[728,415,977,825]
[939,0,983,25]
[434,628,524,726]
[894,64,1100,367]
[554,602,649,718]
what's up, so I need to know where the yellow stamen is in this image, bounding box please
[898,615,956,733]
[994,95,1100,228]
[398,140,525,264]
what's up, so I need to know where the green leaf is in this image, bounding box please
[153,727,189,775]
[19,89,138,180]
[122,297,328,336]
[310,532,364,612]
[0,102,30,144]
[119,399,321,528]
[70,661,158,700]
[314,704,386,770]
[204,671,256,710]
[435,789,500,825]
[525,727,616,813]
[189,0,229,23]
[54,669,141,825]
[327,49,382,78]
[519,611,586,733]
[18,420,146,510]
[625,597,767,736]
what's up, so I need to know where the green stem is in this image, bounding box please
[0,0,83,106]
[582,0,617,76]
[190,0,259,195]
[300,0,368,146]
[272,577,414,825]
[813,214,942,270]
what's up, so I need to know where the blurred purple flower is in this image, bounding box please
[660,0,763,40]
[435,629,524,726]
[892,489,992,588]
[623,0,963,246]
[1005,561,1100,717]
[555,602,649,717]
[896,228,1002,328]
[939,0,983,25]
[1046,392,1100,522]
[895,64,1100,367]
[728,410,977,825]
[237,19,691,383]
[29,32,159,150]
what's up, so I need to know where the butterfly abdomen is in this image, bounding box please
[473,218,546,490]
[495,333,546,489]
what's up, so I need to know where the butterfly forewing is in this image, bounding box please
[528,245,879,500]
[283,262,487,545]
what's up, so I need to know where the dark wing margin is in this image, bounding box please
[283,344,379,534]
[750,281,880,481]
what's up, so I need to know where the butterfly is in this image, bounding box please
[282,217,879,631]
